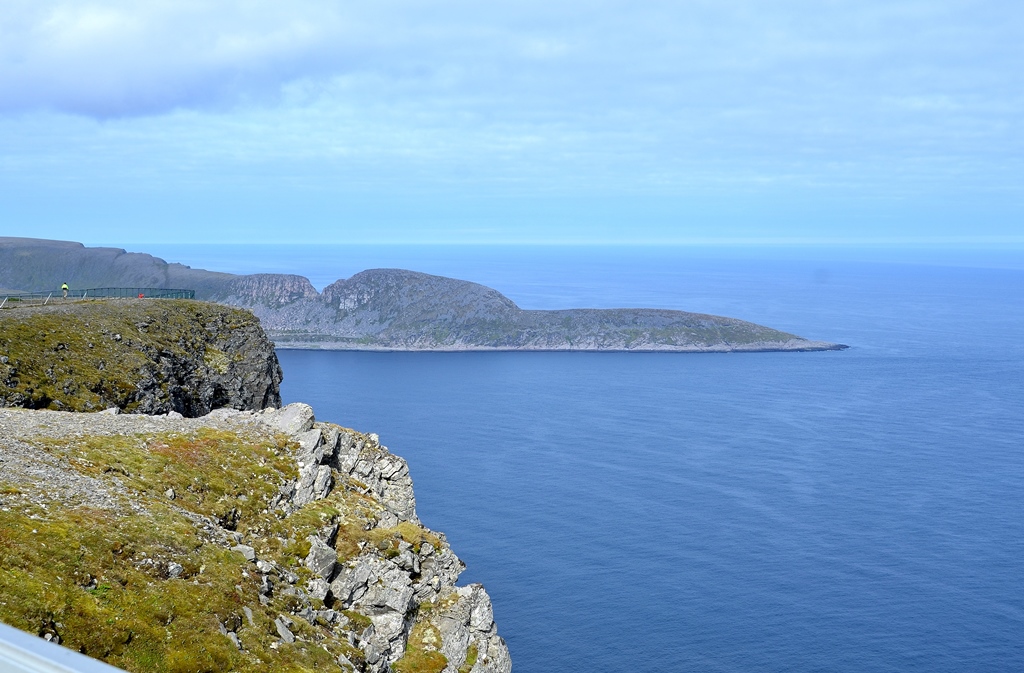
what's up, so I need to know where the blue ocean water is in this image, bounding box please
[151,245,1024,672]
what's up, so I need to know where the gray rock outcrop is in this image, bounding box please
[257,403,510,672]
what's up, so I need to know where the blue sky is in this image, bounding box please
[0,1,1021,245]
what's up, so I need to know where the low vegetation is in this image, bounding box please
[0,299,279,414]
[0,426,441,673]
[391,620,447,673]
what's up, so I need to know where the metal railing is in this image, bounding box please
[1,288,195,308]
[0,621,128,673]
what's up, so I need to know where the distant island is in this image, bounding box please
[0,237,847,352]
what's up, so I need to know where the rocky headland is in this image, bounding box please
[0,299,281,415]
[1,237,847,352]
[0,300,510,673]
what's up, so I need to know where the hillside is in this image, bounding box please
[0,300,509,673]
[253,269,841,351]
[0,237,236,298]
[1,237,846,352]
[0,237,314,307]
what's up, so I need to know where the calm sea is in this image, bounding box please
[147,244,1024,672]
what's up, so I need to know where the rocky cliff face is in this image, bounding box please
[265,403,510,673]
[0,299,282,415]
[215,274,320,309]
[0,403,510,673]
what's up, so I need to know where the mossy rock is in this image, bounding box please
[0,299,281,416]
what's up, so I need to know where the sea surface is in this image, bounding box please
[149,244,1024,672]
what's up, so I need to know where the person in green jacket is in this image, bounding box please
[61,282,69,299]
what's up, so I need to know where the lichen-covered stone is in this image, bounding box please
[305,535,338,580]
[432,586,510,673]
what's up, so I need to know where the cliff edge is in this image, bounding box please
[0,299,282,415]
[0,300,510,673]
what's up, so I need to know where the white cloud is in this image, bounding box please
[0,0,1020,204]
[0,1,361,114]
[2,0,1013,119]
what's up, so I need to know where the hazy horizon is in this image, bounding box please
[2,2,1022,246]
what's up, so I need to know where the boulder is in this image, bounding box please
[262,403,315,435]
[304,536,338,580]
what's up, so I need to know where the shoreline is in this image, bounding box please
[271,341,849,353]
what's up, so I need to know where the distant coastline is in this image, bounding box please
[272,343,847,353]
[1,237,848,353]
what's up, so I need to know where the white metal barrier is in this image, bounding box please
[0,622,127,673]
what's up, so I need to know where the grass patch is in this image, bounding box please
[331,498,442,564]
[203,346,230,375]
[0,426,398,672]
[391,621,447,673]
[35,429,296,538]
[1,420,456,672]
[458,643,479,673]
[341,610,371,632]
[0,503,341,673]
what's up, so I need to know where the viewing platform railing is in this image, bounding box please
[0,287,195,309]
[1,620,128,673]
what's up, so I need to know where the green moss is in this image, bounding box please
[341,610,371,632]
[0,503,309,673]
[0,299,262,412]
[391,621,447,673]
[203,346,230,374]
[331,502,442,564]
[0,424,409,672]
[34,429,296,541]
[458,643,479,673]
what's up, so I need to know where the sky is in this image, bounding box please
[0,1,1021,245]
